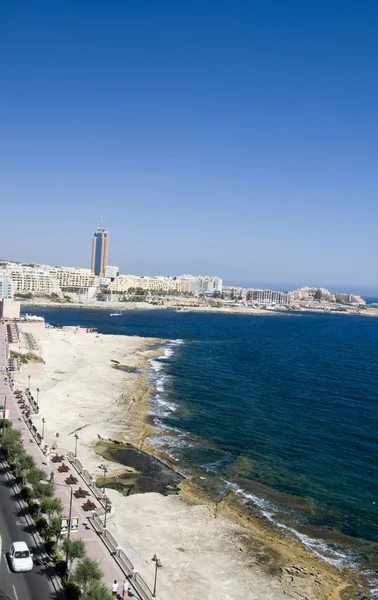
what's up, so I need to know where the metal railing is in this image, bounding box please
[20,408,154,599]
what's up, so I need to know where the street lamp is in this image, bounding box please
[28,375,31,391]
[151,554,162,598]
[1,395,7,435]
[103,498,111,530]
[36,388,40,407]
[74,433,79,457]
[39,480,74,544]
[99,464,108,493]
[41,417,45,440]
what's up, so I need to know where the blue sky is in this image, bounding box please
[1,1,378,292]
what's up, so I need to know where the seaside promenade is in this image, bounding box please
[0,324,175,600]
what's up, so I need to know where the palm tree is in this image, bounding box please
[82,582,113,600]
[63,538,86,578]
[72,557,102,594]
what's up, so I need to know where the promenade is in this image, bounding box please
[0,324,170,600]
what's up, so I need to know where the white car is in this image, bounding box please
[9,541,33,572]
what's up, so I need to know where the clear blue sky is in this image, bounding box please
[1,1,378,292]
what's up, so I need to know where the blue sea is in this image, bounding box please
[25,307,378,590]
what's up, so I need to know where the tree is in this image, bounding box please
[46,516,63,544]
[72,557,102,593]
[1,428,21,457]
[17,451,36,472]
[26,466,47,487]
[41,496,63,518]
[83,583,114,600]
[63,538,87,578]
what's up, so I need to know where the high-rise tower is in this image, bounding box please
[91,220,109,277]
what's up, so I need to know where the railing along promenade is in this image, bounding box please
[20,391,154,600]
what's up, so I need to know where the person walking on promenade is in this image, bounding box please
[111,580,118,597]
[122,578,129,598]
[49,469,55,483]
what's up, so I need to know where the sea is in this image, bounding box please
[24,306,378,593]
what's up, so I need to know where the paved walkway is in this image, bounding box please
[0,326,129,599]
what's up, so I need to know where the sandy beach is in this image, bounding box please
[12,323,359,600]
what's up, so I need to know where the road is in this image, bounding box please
[0,454,63,600]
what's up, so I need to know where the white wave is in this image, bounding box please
[149,358,163,372]
[156,374,169,392]
[160,347,174,360]
[225,481,355,569]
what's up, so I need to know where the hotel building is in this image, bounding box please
[91,227,109,277]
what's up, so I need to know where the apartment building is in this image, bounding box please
[104,265,119,279]
[247,289,293,305]
[50,266,99,291]
[0,264,60,294]
[0,280,14,299]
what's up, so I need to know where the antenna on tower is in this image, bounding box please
[99,215,104,230]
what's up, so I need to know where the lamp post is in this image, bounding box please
[1,395,7,435]
[151,554,162,598]
[74,433,79,457]
[39,480,74,543]
[36,388,40,407]
[28,375,30,391]
[41,417,45,440]
[103,498,109,530]
[99,464,108,493]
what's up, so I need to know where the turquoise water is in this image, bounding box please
[25,307,378,582]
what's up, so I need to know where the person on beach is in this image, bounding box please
[111,580,118,597]
[122,579,129,598]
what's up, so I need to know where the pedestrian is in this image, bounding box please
[49,470,55,483]
[111,580,118,597]
[122,579,129,599]
[20,436,24,445]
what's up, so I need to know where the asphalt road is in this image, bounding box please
[0,455,64,600]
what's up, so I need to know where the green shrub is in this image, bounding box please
[63,581,81,600]
[36,516,49,537]
[55,558,68,579]
[20,486,33,501]
[29,501,40,518]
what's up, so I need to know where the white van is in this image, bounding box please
[9,542,33,572]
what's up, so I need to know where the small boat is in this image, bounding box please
[110,311,122,317]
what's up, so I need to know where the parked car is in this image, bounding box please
[9,542,33,572]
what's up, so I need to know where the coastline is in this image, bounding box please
[13,324,363,600]
[21,299,378,318]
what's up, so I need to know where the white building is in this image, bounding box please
[50,266,99,291]
[0,280,14,299]
[0,264,60,294]
[104,265,119,279]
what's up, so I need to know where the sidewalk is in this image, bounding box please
[0,326,127,598]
